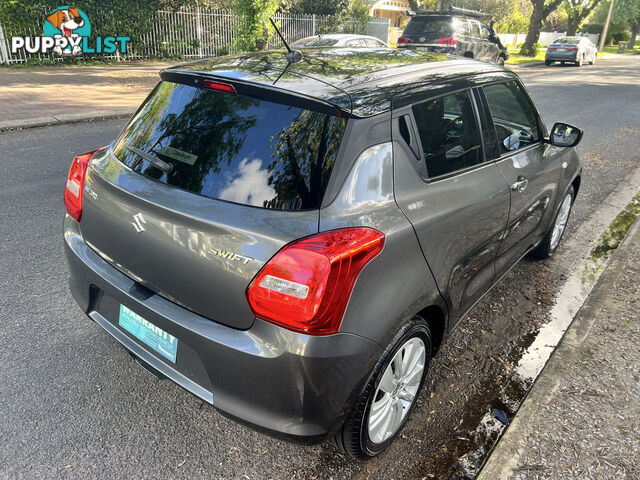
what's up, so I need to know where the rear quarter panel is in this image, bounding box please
[320,115,444,349]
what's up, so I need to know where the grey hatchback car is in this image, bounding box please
[63,48,582,458]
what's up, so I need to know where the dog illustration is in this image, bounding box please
[46,8,84,55]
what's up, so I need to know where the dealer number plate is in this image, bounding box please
[118,304,178,363]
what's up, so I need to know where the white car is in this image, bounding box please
[292,34,388,49]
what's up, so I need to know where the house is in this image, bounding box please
[365,0,412,43]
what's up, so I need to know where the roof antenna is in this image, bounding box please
[269,18,303,64]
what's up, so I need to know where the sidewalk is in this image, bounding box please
[0,61,178,130]
[479,220,640,479]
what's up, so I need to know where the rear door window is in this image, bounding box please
[112,81,346,210]
[470,20,481,38]
[480,24,492,40]
[483,81,540,154]
[412,90,483,178]
[454,18,471,36]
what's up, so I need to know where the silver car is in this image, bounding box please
[63,49,582,458]
[292,33,388,48]
[545,36,598,66]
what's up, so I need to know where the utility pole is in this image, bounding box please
[599,0,616,51]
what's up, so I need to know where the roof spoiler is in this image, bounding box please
[412,5,492,19]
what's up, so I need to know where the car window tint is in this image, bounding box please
[480,24,492,40]
[483,81,540,154]
[113,82,346,210]
[404,17,452,36]
[455,18,471,36]
[470,20,481,38]
[412,90,483,178]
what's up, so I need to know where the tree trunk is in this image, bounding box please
[628,20,639,49]
[520,1,544,56]
[566,16,579,36]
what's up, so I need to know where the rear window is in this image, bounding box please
[404,17,453,36]
[112,81,346,210]
[554,37,580,44]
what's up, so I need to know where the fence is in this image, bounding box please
[0,7,390,64]
[498,32,600,49]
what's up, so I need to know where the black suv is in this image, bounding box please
[398,6,508,65]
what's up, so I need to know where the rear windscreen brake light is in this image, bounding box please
[203,80,237,95]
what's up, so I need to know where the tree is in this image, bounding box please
[519,0,565,55]
[564,0,603,35]
[291,0,348,15]
[233,0,279,51]
[611,0,640,47]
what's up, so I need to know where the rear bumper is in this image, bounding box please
[64,215,381,441]
[545,52,578,61]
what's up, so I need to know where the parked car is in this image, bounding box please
[545,36,597,66]
[63,48,582,459]
[397,6,508,65]
[292,33,388,48]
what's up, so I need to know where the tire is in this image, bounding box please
[576,55,583,67]
[545,59,552,66]
[496,56,505,66]
[331,317,432,458]
[590,54,596,65]
[530,186,574,259]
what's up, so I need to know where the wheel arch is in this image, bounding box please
[571,174,581,198]
[416,304,447,353]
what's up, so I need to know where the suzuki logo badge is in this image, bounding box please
[131,212,147,233]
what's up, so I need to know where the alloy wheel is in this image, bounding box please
[367,337,426,444]
[550,193,572,250]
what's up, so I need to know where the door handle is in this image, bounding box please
[511,176,528,192]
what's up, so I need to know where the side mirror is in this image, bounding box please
[547,122,583,148]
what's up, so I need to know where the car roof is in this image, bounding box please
[411,13,486,22]
[299,34,381,40]
[163,48,506,118]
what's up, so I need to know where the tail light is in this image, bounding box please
[64,146,107,221]
[437,36,457,46]
[568,47,578,51]
[547,46,556,50]
[397,37,408,46]
[246,228,385,335]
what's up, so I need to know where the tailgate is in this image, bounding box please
[81,148,319,330]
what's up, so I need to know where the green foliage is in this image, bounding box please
[232,0,279,51]
[495,0,532,33]
[612,30,631,42]
[290,0,348,16]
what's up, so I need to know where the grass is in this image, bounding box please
[504,43,637,65]
[505,48,546,65]
[602,44,640,54]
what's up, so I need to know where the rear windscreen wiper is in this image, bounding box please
[126,146,173,174]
